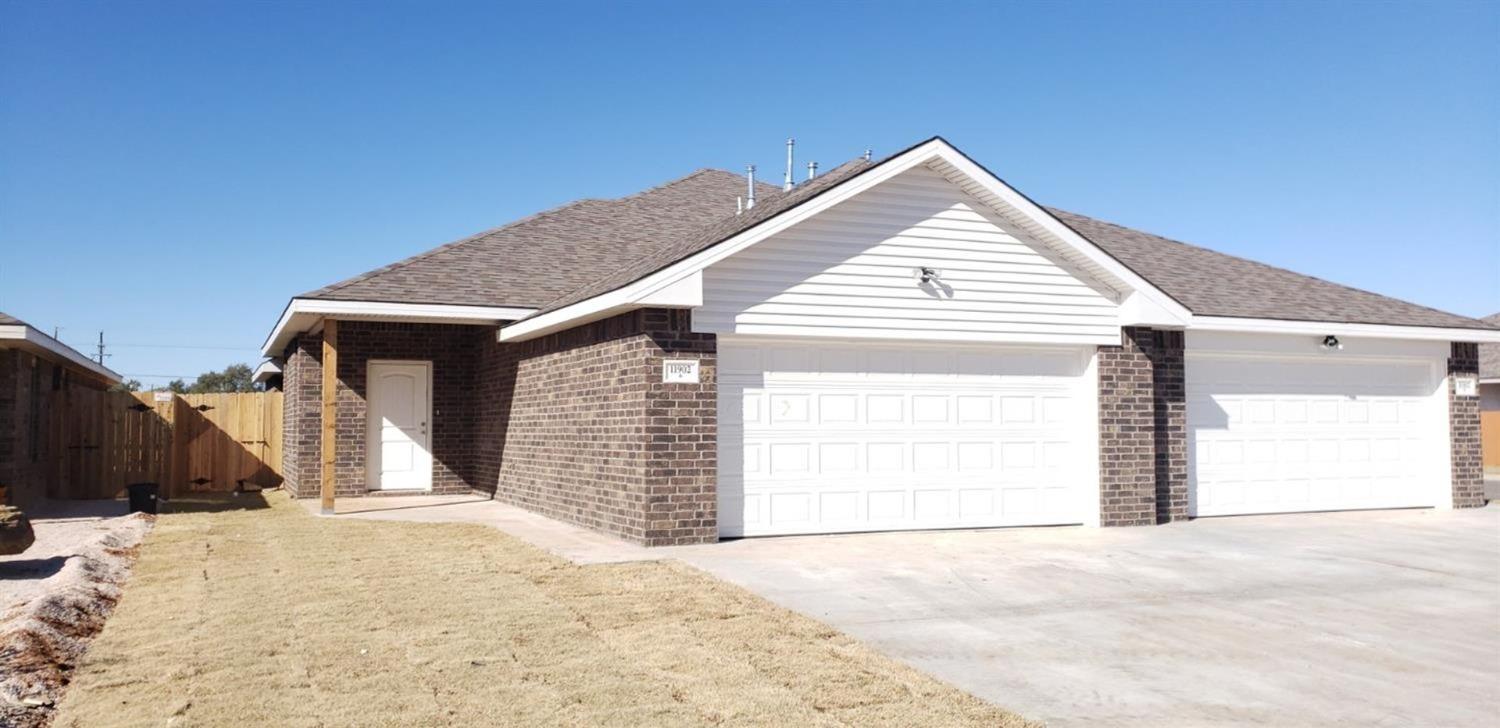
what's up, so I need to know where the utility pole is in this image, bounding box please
[95,331,108,364]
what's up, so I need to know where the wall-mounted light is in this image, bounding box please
[1320,335,1343,351]
[914,267,942,284]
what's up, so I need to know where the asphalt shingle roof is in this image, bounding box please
[302,170,783,307]
[0,312,24,326]
[1048,210,1495,331]
[1482,314,1500,378]
[297,146,1496,334]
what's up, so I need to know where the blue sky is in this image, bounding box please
[1,0,1496,388]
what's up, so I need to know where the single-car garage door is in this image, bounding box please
[717,338,1095,537]
[1187,335,1449,517]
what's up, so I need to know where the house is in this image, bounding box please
[260,137,1500,545]
[0,312,122,504]
[1481,314,1500,471]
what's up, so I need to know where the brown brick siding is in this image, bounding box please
[280,323,483,498]
[1449,342,1484,508]
[280,332,322,498]
[1097,326,1186,526]
[472,309,717,546]
[332,321,481,497]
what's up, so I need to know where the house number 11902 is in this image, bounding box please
[663,359,700,384]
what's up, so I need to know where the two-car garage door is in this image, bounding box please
[717,338,1093,537]
[717,334,1451,537]
[1187,336,1449,517]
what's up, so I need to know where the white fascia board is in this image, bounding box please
[1189,316,1500,343]
[0,324,122,383]
[251,359,283,384]
[1119,290,1187,329]
[262,298,537,356]
[501,138,1191,343]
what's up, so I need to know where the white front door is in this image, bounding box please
[718,338,1095,537]
[367,361,432,491]
[1187,337,1447,517]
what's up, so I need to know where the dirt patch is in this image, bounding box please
[51,492,1036,727]
[0,511,153,728]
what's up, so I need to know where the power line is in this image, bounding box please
[109,343,259,351]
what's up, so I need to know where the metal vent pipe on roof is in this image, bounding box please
[807,161,818,181]
[746,165,757,210]
[784,137,795,191]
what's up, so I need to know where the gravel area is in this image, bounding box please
[0,500,153,728]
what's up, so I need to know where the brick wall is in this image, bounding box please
[332,321,481,496]
[0,350,17,501]
[280,323,483,499]
[1449,342,1484,508]
[1151,330,1187,523]
[472,309,717,546]
[1097,326,1186,526]
[280,333,322,498]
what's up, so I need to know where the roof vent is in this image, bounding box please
[783,137,795,191]
[863,147,872,161]
[807,161,818,181]
[745,165,757,210]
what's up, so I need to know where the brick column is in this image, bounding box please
[1097,326,1186,526]
[280,333,323,498]
[1152,330,1187,523]
[1449,342,1484,508]
[640,309,718,545]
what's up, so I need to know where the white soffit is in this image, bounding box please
[1191,316,1500,344]
[0,324,121,384]
[261,298,537,356]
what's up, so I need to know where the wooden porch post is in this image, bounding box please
[319,319,338,515]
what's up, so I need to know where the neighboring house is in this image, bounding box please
[251,359,282,391]
[1481,313,1500,470]
[0,311,122,504]
[261,137,1500,545]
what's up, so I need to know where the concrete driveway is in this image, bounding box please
[665,507,1500,727]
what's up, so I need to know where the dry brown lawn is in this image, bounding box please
[52,492,1034,727]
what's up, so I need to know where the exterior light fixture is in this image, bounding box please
[915,267,941,284]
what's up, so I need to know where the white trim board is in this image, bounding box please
[251,359,282,385]
[0,323,121,384]
[498,138,1191,343]
[261,298,537,356]
[1190,316,1500,344]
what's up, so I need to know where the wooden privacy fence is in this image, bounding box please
[1483,411,1500,470]
[42,390,283,500]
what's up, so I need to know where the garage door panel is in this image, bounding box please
[719,338,1090,537]
[1187,350,1444,517]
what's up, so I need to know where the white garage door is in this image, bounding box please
[718,338,1094,537]
[1188,340,1448,517]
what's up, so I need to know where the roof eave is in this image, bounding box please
[0,324,122,385]
[1187,316,1500,344]
[261,298,538,356]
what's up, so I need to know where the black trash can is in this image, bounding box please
[126,482,159,515]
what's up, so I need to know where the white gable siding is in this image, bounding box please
[694,165,1121,345]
